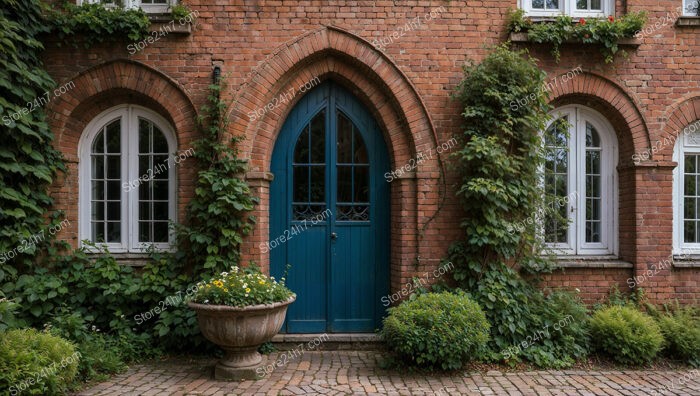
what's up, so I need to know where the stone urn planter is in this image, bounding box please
[189,296,295,380]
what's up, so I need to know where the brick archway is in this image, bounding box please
[657,96,700,162]
[231,26,440,290]
[548,71,649,165]
[47,60,198,248]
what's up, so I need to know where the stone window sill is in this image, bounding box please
[553,256,633,269]
[148,13,192,35]
[86,252,152,267]
[676,17,700,27]
[671,256,700,268]
[509,32,641,47]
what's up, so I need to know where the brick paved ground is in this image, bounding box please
[78,351,700,396]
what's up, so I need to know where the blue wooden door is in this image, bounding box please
[270,81,389,333]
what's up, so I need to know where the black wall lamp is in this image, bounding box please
[212,65,221,85]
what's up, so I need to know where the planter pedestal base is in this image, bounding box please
[214,347,266,381]
[214,358,266,381]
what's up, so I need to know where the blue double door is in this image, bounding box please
[270,81,389,333]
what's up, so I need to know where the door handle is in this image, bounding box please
[330,232,338,240]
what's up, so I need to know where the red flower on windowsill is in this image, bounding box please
[579,18,586,25]
[608,15,615,22]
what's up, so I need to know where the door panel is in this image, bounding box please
[270,81,389,333]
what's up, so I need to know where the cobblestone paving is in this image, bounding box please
[78,351,700,396]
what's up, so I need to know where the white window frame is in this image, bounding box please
[78,105,177,253]
[672,123,700,255]
[79,0,176,14]
[684,0,700,16]
[544,105,618,256]
[521,0,613,18]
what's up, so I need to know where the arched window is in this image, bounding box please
[544,105,618,255]
[673,120,700,254]
[79,105,176,253]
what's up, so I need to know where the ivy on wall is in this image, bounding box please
[48,2,150,47]
[0,0,65,283]
[0,0,257,356]
[444,44,590,368]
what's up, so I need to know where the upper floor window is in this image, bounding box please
[79,105,177,253]
[80,0,176,13]
[522,0,613,17]
[543,106,618,256]
[684,0,700,16]
[673,121,700,254]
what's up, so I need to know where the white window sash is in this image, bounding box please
[79,0,175,13]
[79,105,176,254]
[521,0,612,17]
[544,106,617,256]
[673,131,700,255]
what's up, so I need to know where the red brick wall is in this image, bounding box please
[42,0,699,304]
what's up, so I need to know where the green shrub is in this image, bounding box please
[589,306,663,365]
[381,292,490,370]
[0,329,80,395]
[652,305,700,366]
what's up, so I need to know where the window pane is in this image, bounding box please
[337,166,352,203]
[684,154,700,243]
[591,0,601,10]
[544,118,569,244]
[152,126,168,153]
[337,114,353,164]
[294,128,309,163]
[585,141,602,243]
[91,202,104,221]
[153,180,168,200]
[137,119,171,243]
[92,131,104,153]
[685,174,697,197]
[532,0,544,8]
[153,202,168,220]
[545,0,559,9]
[355,166,369,203]
[107,156,120,179]
[310,166,325,203]
[293,166,309,202]
[576,0,587,9]
[153,222,169,242]
[586,123,600,147]
[91,120,121,244]
[139,118,151,153]
[106,121,120,153]
[106,221,120,243]
[310,110,325,164]
[107,180,120,200]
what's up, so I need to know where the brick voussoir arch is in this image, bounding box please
[228,25,439,173]
[48,59,198,161]
[548,71,649,166]
[658,96,700,163]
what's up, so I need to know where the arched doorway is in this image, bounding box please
[270,81,390,333]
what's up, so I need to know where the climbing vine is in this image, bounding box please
[445,44,590,368]
[177,80,258,274]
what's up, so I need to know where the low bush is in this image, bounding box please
[649,304,700,366]
[589,306,663,365]
[0,328,80,395]
[381,291,490,370]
